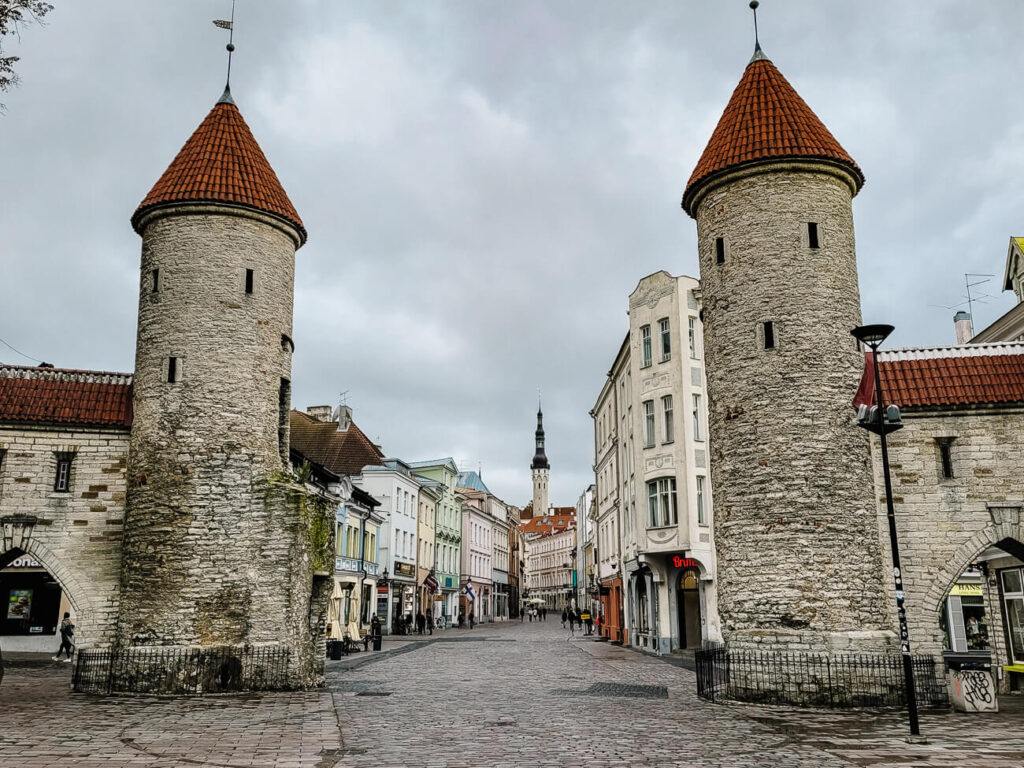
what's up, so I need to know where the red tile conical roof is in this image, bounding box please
[682,51,863,216]
[132,89,306,244]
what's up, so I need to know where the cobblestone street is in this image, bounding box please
[3,619,1024,767]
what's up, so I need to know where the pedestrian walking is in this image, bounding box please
[584,612,593,635]
[561,609,567,628]
[468,610,475,630]
[416,611,426,635]
[566,613,576,641]
[52,612,74,662]
[457,611,465,629]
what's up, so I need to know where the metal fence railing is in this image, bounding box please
[73,645,292,695]
[695,647,948,709]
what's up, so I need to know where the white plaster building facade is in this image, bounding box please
[591,271,721,654]
[355,459,422,634]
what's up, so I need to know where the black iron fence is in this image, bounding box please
[73,645,292,695]
[695,647,948,708]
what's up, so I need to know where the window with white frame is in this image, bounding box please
[692,394,702,440]
[696,476,707,526]
[659,318,671,361]
[641,325,652,367]
[662,395,674,443]
[643,400,655,448]
[646,477,677,527]
[688,316,699,359]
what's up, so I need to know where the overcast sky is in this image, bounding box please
[1,2,1021,507]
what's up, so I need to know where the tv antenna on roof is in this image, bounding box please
[338,390,350,406]
[929,273,995,317]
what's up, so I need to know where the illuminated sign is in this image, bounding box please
[950,583,983,597]
[672,556,700,570]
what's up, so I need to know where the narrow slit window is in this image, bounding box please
[763,321,775,349]
[938,440,954,479]
[151,268,160,293]
[715,237,725,264]
[245,268,254,294]
[278,378,291,463]
[168,356,179,383]
[808,222,819,249]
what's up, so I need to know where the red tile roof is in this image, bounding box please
[877,352,1024,409]
[288,410,384,476]
[132,91,306,244]
[0,365,133,428]
[682,55,863,215]
[520,513,575,538]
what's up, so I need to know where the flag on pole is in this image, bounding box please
[213,19,233,30]
[464,583,475,603]
[423,570,439,594]
[852,352,876,409]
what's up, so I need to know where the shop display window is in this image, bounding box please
[942,579,989,653]
[1001,567,1024,664]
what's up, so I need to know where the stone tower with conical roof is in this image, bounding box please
[531,405,549,516]
[116,86,330,688]
[682,45,891,652]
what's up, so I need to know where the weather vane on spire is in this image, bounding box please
[750,1,760,47]
[213,0,237,90]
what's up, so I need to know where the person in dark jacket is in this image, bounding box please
[416,611,426,635]
[53,612,74,662]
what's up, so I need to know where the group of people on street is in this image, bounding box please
[456,609,475,629]
[526,605,546,622]
[561,607,597,638]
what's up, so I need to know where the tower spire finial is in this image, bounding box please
[213,0,237,103]
[748,1,769,64]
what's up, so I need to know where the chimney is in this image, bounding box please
[954,311,974,345]
[333,404,352,431]
[306,405,332,422]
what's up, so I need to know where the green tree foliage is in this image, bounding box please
[1,1,52,107]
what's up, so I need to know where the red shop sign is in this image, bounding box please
[672,556,699,569]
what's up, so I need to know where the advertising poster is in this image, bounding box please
[7,588,33,620]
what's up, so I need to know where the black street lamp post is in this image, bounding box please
[851,324,922,740]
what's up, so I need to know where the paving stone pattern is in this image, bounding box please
[4,621,1024,767]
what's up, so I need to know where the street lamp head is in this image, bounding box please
[851,324,895,346]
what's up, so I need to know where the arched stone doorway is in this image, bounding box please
[918,526,1024,694]
[677,568,702,650]
[0,545,80,654]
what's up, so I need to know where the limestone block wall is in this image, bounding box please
[119,206,301,654]
[0,424,128,648]
[695,168,890,648]
[872,408,1024,662]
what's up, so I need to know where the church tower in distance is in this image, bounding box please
[531,404,550,516]
[682,43,891,653]
[117,84,331,688]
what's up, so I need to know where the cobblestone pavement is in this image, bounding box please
[3,619,1024,767]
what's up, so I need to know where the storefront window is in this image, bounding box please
[1002,567,1024,664]
[942,577,988,652]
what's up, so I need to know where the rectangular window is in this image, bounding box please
[763,321,775,350]
[643,400,655,448]
[151,268,159,293]
[660,318,671,361]
[641,325,652,367]
[696,476,707,526]
[646,478,677,527]
[808,222,819,249]
[938,439,955,479]
[692,394,702,440]
[715,237,725,264]
[245,268,254,294]
[662,395,674,443]
[53,452,73,492]
[688,316,698,359]
[167,356,179,383]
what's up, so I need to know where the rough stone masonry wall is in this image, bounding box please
[0,424,127,649]
[872,408,1024,669]
[695,169,891,651]
[118,208,323,685]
